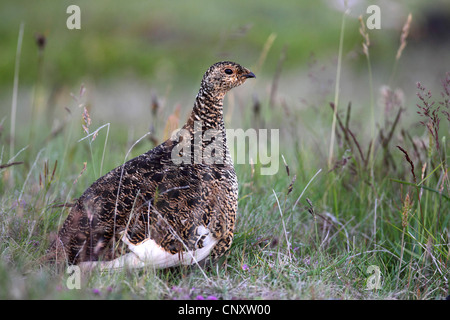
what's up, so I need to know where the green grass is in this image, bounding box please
[0,1,449,300]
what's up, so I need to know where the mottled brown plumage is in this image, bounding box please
[50,61,255,269]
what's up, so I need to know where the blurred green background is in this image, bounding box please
[2,0,347,86]
[1,1,448,84]
[1,0,450,145]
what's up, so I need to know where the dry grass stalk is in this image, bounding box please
[254,32,277,73]
[440,72,450,122]
[397,190,413,289]
[396,146,417,184]
[329,102,365,166]
[306,198,315,220]
[281,154,289,176]
[287,175,296,196]
[358,15,370,57]
[73,162,87,185]
[40,159,58,188]
[396,13,412,61]
[82,106,92,135]
[401,193,413,229]
[416,82,441,151]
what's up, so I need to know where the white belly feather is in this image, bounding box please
[79,226,217,270]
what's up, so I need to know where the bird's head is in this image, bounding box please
[200,61,255,95]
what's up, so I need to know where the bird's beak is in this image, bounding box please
[242,71,256,79]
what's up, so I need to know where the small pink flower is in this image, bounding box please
[92,288,101,295]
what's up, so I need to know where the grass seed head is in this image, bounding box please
[401,193,413,229]
[358,15,370,57]
[396,13,412,61]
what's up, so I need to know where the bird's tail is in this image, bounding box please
[45,201,120,266]
[45,203,87,265]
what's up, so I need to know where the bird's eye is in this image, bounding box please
[224,68,233,75]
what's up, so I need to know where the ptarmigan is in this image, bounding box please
[50,61,255,269]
